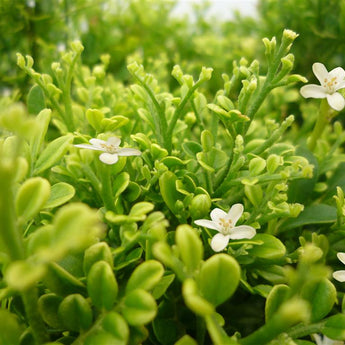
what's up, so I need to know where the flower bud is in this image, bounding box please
[199,66,213,81]
[182,74,194,88]
[201,130,214,152]
[16,53,25,68]
[189,194,211,219]
[172,64,184,84]
[70,40,84,54]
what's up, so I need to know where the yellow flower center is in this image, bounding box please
[218,217,233,235]
[100,143,118,154]
[323,76,338,93]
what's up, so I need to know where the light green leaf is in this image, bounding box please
[27,84,45,115]
[176,225,203,275]
[248,234,286,260]
[87,261,118,310]
[122,289,157,326]
[126,260,164,293]
[45,182,75,209]
[198,254,240,306]
[16,177,50,223]
[34,134,73,174]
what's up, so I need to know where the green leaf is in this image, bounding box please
[126,260,164,293]
[282,204,337,230]
[58,294,93,332]
[102,312,129,344]
[86,108,104,132]
[0,309,23,345]
[175,335,198,345]
[38,293,64,329]
[129,201,155,217]
[248,234,286,260]
[301,278,336,322]
[288,146,318,204]
[122,289,157,326]
[83,242,113,275]
[5,260,46,291]
[182,141,202,157]
[29,108,51,161]
[87,261,118,310]
[265,284,290,321]
[45,182,75,209]
[176,225,203,275]
[27,84,45,115]
[198,254,240,306]
[323,314,345,340]
[113,172,130,199]
[101,115,129,131]
[34,134,73,174]
[152,274,175,299]
[159,171,184,213]
[15,177,50,223]
[43,262,85,296]
[182,278,214,316]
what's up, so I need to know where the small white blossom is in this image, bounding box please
[300,62,345,111]
[195,203,256,252]
[313,334,344,345]
[332,252,345,282]
[75,136,141,165]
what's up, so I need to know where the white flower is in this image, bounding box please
[74,136,141,165]
[313,334,344,345]
[300,62,345,111]
[194,203,256,252]
[332,252,345,282]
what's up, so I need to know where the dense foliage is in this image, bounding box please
[1,1,345,345]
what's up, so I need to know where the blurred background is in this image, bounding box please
[1,0,345,97]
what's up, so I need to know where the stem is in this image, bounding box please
[62,51,79,132]
[132,76,167,149]
[100,164,115,212]
[286,321,325,339]
[308,99,331,151]
[0,141,25,261]
[21,287,50,344]
[167,79,205,151]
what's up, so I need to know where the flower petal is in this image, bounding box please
[333,270,345,282]
[107,136,121,147]
[337,252,345,265]
[89,138,106,148]
[312,62,329,85]
[74,143,102,151]
[117,148,142,156]
[300,84,327,99]
[227,203,244,226]
[194,219,220,231]
[329,66,345,85]
[210,233,230,252]
[326,92,345,111]
[210,208,227,223]
[229,225,256,240]
[99,153,119,165]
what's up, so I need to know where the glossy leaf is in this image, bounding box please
[15,177,50,223]
[34,134,73,174]
[198,254,240,306]
[122,289,157,326]
[44,182,75,209]
[126,260,164,293]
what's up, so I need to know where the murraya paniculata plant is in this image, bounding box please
[2,2,345,344]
